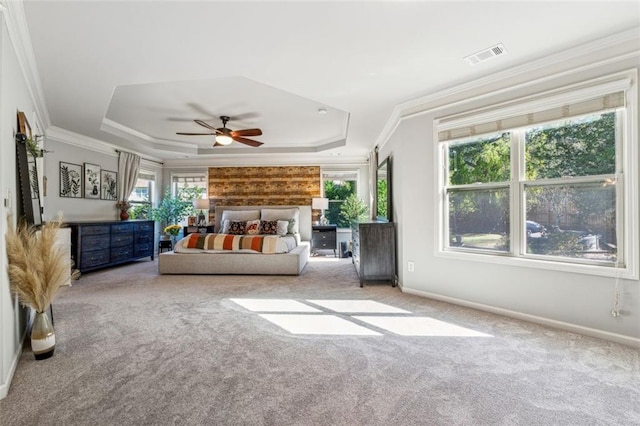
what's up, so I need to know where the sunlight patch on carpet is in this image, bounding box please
[307,299,411,314]
[230,298,321,312]
[353,316,492,337]
[260,314,382,335]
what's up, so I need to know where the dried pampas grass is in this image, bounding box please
[6,217,68,313]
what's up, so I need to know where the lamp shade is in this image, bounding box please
[312,197,329,210]
[194,198,210,210]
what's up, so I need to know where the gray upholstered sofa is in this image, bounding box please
[157,205,311,275]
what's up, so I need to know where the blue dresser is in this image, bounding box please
[67,220,154,273]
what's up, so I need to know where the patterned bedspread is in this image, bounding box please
[178,233,283,254]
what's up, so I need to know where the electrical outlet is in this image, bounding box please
[408,261,415,272]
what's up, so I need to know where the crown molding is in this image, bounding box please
[46,126,164,163]
[1,0,50,129]
[376,28,640,151]
[163,154,367,169]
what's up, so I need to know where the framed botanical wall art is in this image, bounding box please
[59,162,82,198]
[100,170,118,200]
[84,163,101,199]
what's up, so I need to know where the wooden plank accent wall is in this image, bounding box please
[207,166,321,222]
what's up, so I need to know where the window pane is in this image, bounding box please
[324,179,357,227]
[448,188,510,251]
[129,177,153,202]
[525,112,616,180]
[449,133,510,185]
[128,176,155,220]
[525,182,616,264]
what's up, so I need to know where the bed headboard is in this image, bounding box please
[214,205,312,241]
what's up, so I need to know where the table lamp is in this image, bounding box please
[194,198,209,225]
[312,197,329,225]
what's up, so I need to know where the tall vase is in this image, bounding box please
[31,311,55,360]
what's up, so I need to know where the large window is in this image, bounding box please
[128,170,156,219]
[171,173,207,200]
[323,171,358,227]
[437,74,637,277]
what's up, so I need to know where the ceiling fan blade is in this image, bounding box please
[176,132,215,136]
[233,136,263,147]
[213,141,224,147]
[194,119,221,133]
[232,128,263,137]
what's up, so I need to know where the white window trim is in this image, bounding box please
[170,171,208,196]
[434,70,639,280]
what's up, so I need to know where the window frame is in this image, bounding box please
[434,71,638,279]
[170,172,208,199]
[322,169,360,228]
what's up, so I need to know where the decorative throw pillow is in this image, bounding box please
[261,208,300,234]
[245,219,261,235]
[276,220,289,236]
[259,220,279,235]
[228,220,247,235]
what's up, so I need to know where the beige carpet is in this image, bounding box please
[1,256,639,425]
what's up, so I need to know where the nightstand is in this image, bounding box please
[158,239,173,253]
[312,224,337,257]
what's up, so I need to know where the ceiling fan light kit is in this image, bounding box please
[177,115,264,148]
[216,134,233,145]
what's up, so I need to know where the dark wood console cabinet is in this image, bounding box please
[67,220,154,273]
[351,221,396,287]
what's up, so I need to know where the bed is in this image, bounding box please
[157,205,311,275]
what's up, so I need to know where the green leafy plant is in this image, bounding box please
[150,188,192,229]
[129,204,150,220]
[26,136,44,158]
[340,194,369,224]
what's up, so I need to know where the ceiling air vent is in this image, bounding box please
[464,43,507,66]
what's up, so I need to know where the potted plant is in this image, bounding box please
[164,224,182,244]
[5,217,68,360]
[116,200,131,220]
[150,188,193,236]
[340,194,369,224]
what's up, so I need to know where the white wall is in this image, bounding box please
[43,138,120,221]
[380,40,640,346]
[0,9,40,398]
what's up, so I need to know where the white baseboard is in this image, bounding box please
[0,331,26,400]
[401,287,640,348]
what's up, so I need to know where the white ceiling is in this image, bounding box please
[20,1,640,163]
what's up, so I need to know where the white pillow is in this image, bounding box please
[261,208,300,234]
[246,219,261,235]
[276,220,289,236]
[221,210,260,222]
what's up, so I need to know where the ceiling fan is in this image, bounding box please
[176,115,263,147]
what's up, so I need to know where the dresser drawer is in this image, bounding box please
[111,234,133,248]
[112,223,133,234]
[82,235,110,251]
[81,249,109,268]
[135,233,152,244]
[134,222,154,233]
[111,246,134,262]
[134,243,152,257]
[81,225,110,236]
